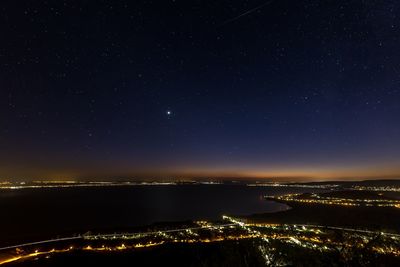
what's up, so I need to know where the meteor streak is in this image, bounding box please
[220,0,276,26]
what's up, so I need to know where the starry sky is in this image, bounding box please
[1,0,400,181]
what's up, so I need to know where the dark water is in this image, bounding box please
[0,185,321,246]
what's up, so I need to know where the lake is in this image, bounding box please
[0,185,322,246]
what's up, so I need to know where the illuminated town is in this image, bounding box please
[1,215,400,266]
[265,192,400,208]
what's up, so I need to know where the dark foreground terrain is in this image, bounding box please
[5,239,400,267]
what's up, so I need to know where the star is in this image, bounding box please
[166,110,172,116]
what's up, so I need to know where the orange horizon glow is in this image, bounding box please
[1,165,400,182]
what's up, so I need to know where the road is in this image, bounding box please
[0,223,235,251]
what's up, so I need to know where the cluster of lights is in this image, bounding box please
[247,183,340,189]
[247,182,400,193]
[353,186,400,192]
[0,181,180,190]
[1,217,400,265]
[0,181,226,190]
[266,193,400,208]
[223,215,400,257]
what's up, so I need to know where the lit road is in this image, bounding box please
[85,223,236,239]
[0,224,236,252]
[0,236,82,251]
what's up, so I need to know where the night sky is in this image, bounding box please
[1,1,400,180]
